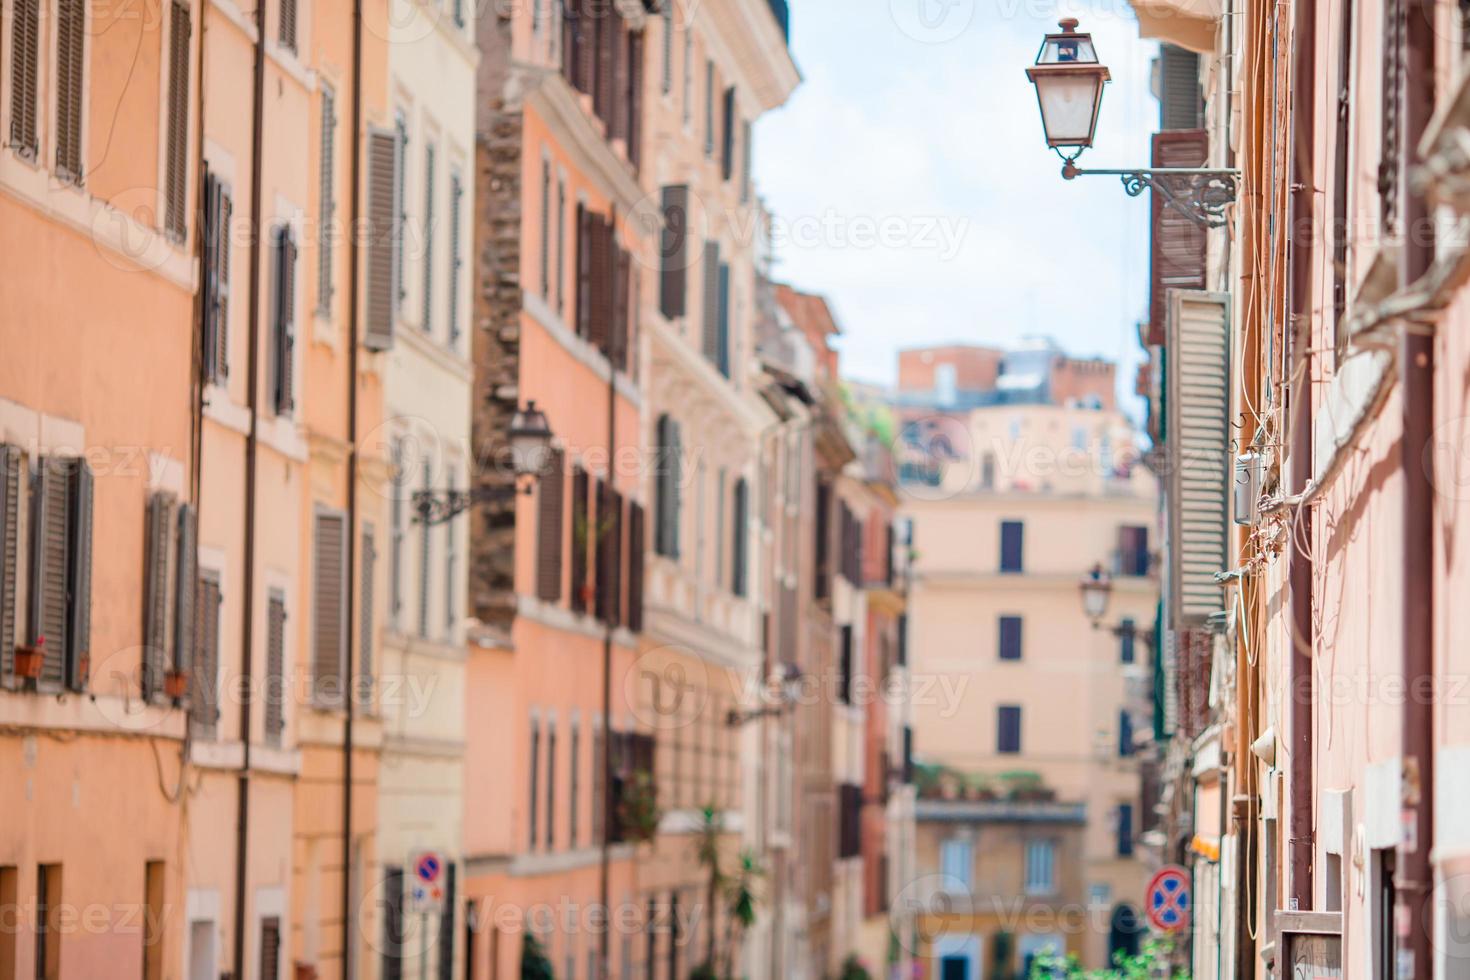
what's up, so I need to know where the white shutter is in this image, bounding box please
[1166,290,1231,629]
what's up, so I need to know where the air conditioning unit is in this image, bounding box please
[1234,451,1263,526]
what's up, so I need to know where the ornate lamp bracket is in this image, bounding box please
[1061,159,1241,229]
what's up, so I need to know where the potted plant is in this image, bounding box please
[164,668,190,700]
[617,769,661,843]
[14,638,44,679]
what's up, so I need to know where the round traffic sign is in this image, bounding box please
[1145,865,1191,932]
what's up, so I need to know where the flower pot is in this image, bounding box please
[580,584,596,606]
[164,669,190,700]
[14,644,43,679]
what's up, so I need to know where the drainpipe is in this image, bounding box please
[230,0,268,965]
[342,0,367,968]
[1286,0,1317,913]
[1399,0,1435,972]
[599,219,619,980]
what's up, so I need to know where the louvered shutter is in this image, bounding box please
[721,87,735,179]
[274,228,297,415]
[536,449,566,602]
[365,129,399,351]
[659,185,689,318]
[1147,130,1208,346]
[1381,0,1405,235]
[576,0,596,94]
[654,416,681,558]
[740,120,752,202]
[700,241,720,364]
[260,917,281,980]
[30,460,69,687]
[421,143,436,334]
[570,469,589,614]
[174,503,197,676]
[598,485,622,625]
[597,3,619,130]
[610,13,628,143]
[576,204,593,338]
[201,173,233,382]
[279,0,297,50]
[417,466,430,638]
[313,511,347,705]
[193,573,221,732]
[588,213,613,352]
[317,86,337,313]
[561,0,579,87]
[7,0,40,157]
[265,591,287,742]
[627,27,643,169]
[626,501,644,631]
[143,492,176,700]
[612,246,630,368]
[448,173,464,344]
[54,0,85,183]
[0,447,21,686]
[1158,45,1202,130]
[360,525,376,706]
[164,0,191,241]
[1166,291,1231,628]
[716,262,730,377]
[730,479,747,596]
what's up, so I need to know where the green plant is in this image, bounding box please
[521,933,554,980]
[694,805,728,971]
[720,850,765,979]
[838,953,873,980]
[617,769,661,843]
[1028,939,1189,980]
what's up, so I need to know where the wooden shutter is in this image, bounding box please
[317,86,337,312]
[597,485,622,625]
[174,503,197,675]
[838,625,853,703]
[0,447,21,685]
[265,592,287,742]
[596,3,619,130]
[700,241,720,364]
[626,501,644,632]
[627,27,644,169]
[274,228,297,415]
[730,479,747,596]
[570,468,589,613]
[448,173,463,344]
[561,0,579,87]
[193,573,222,732]
[200,174,234,382]
[365,128,399,351]
[610,12,628,143]
[163,0,191,240]
[1158,45,1202,130]
[1146,130,1207,346]
[29,460,69,687]
[143,492,176,699]
[588,213,613,352]
[659,185,689,318]
[536,448,566,602]
[612,247,630,369]
[382,866,405,979]
[7,0,40,157]
[715,262,730,377]
[1381,0,1405,236]
[360,526,376,706]
[313,510,347,705]
[436,865,456,980]
[813,479,830,599]
[576,204,593,338]
[422,143,436,333]
[260,917,281,980]
[279,0,297,49]
[576,0,596,95]
[654,416,680,558]
[720,87,735,179]
[54,0,85,183]
[1166,291,1231,628]
[740,119,752,202]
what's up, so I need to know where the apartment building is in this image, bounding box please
[898,360,1159,973]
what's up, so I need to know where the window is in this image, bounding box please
[529,719,541,848]
[418,463,432,637]
[998,615,1023,661]
[720,86,735,179]
[569,720,580,847]
[143,862,165,980]
[536,449,566,602]
[1000,520,1024,573]
[714,471,727,587]
[0,866,16,978]
[654,417,681,558]
[997,705,1022,754]
[1118,525,1149,576]
[626,501,645,632]
[570,468,590,613]
[659,185,690,318]
[279,0,297,51]
[1120,618,1136,663]
[1119,710,1134,757]
[22,457,95,692]
[546,719,557,848]
[54,0,85,183]
[163,0,191,241]
[381,866,405,979]
[265,591,287,743]
[140,491,198,702]
[271,226,297,415]
[312,510,347,706]
[201,172,233,382]
[364,126,399,350]
[838,625,853,704]
[448,172,464,346]
[444,474,457,632]
[389,441,405,627]
[939,837,972,890]
[8,0,40,157]
[359,525,376,707]
[1024,840,1055,894]
[661,3,673,93]
[1373,850,1396,980]
[541,158,552,300]
[317,85,337,312]
[740,118,752,202]
[1116,803,1134,856]
[421,142,436,332]
[394,113,410,309]
[704,60,715,155]
[730,478,748,596]
[36,864,61,980]
[555,178,566,316]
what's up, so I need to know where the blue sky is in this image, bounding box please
[753,0,1160,408]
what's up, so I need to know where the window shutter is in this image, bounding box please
[576,204,593,338]
[7,0,40,157]
[730,478,747,596]
[593,478,609,621]
[365,129,399,351]
[313,511,347,706]
[1381,0,1405,235]
[1157,45,1202,130]
[610,14,628,144]
[143,492,176,700]
[596,4,620,131]
[164,0,191,241]
[999,616,1022,661]
[436,864,456,980]
[360,525,376,706]
[588,213,613,352]
[612,247,631,370]
[1000,520,1024,572]
[627,27,643,169]
[700,241,720,364]
[279,0,297,50]
[597,485,622,625]
[838,625,852,703]
[193,573,222,733]
[260,917,281,980]
[54,0,85,183]
[448,172,464,345]
[720,87,735,179]
[740,119,752,203]
[417,466,431,638]
[536,448,566,602]
[422,143,437,334]
[265,591,287,742]
[317,86,337,313]
[1166,290,1231,628]
[31,460,70,687]
[716,262,730,377]
[201,174,234,382]
[570,468,589,613]
[561,0,579,87]
[0,447,22,686]
[1147,130,1207,346]
[659,185,690,318]
[273,227,297,415]
[626,500,644,631]
[174,503,197,677]
[381,866,405,979]
[575,0,595,94]
[654,416,681,558]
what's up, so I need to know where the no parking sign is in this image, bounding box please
[1145,865,1191,933]
[408,850,447,914]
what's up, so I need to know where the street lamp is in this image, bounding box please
[727,662,804,727]
[1080,563,1113,625]
[1025,19,1239,229]
[413,401,554,526]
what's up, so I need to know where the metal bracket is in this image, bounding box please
[1061,161,1241,229]
[412,484,527,526]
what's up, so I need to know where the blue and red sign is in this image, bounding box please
[408,850,446,913]
[1145,865,1191,932]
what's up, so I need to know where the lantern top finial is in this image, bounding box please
[1058,17,1079,31]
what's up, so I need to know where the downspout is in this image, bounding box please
[231,0,269,965]
[1286,0,1317,912]
[341,0,367,968]
[598,275,617,980]
[1399,0,1435,972]
[188,0,207,508]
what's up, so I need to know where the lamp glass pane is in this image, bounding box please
[1036,74,1102,145]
